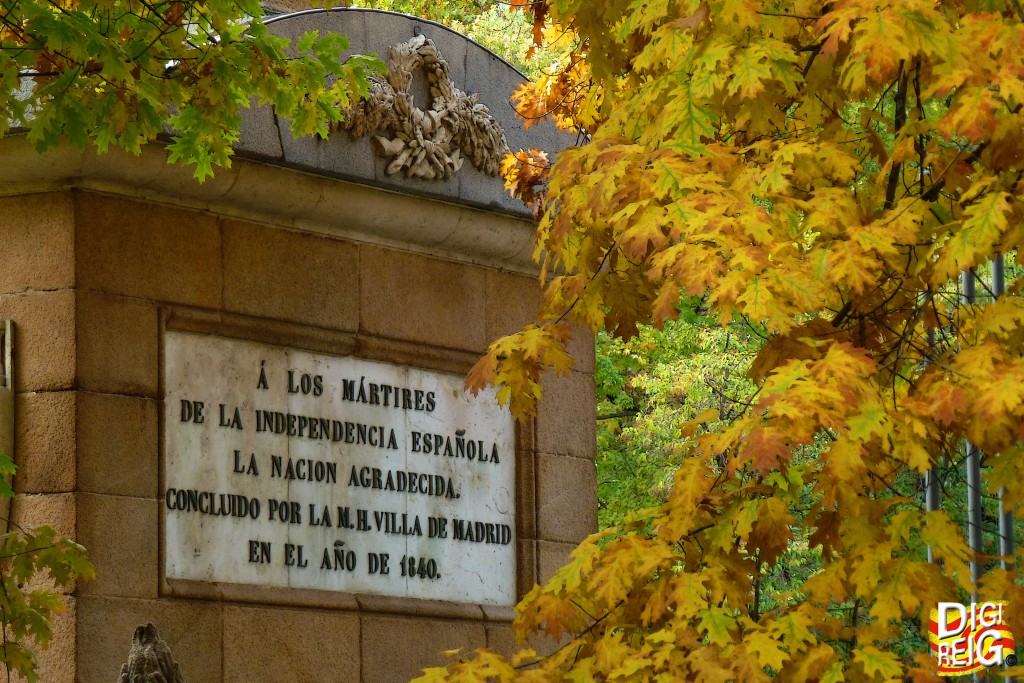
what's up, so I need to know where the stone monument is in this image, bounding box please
[0,9,596,682]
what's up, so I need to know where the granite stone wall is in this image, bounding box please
[0,185,595,682]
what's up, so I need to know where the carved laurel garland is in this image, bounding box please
[341,35,509,180]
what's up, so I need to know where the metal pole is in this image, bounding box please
[0,321,12,534]
[961,271,984,587]
[960,272,985,683]
[987,255,1016,682]
[993,255,1014,571]
[924,320,941,563]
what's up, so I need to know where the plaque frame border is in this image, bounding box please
[156,306,529,622]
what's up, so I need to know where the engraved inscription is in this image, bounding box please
[163,331,516,606]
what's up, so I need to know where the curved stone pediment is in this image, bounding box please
[248,8,573,218]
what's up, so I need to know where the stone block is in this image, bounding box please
[7,493,78,597]
[536,454,597,545]
[223,605,360,683]
[222,219,360,331]
[481,604,515,623]
[14,391,76,493]
[75,291,158,397]
[451,157,520,215]
[77,493,158,599]
[536,369,596,460]
[77,392,157,498]
[11,491,76,541]
[568,325,596,374]
[27,595,76,683]
[278,118,378,182]
[0,290,75,393]
[462,49,524,145]
[362,615,487,683]
[515,444,536,541]
[359,245,487,352]
[74,194,221,308]
[517,538,537,598]
[486,624,517,658]
[0,193,74,295]
[485,270,542,342]
[355,595,483,621]
[236,102,284,160]
[537,540,576,584]
[76,595,222,683]
[433,212,536,268]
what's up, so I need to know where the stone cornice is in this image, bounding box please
[0,135,540,275]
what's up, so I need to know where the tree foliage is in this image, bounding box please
[445,1,1024,680]
[595,309,759,530]
[0,0,381,179]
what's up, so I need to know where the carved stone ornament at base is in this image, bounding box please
[341,34,510,180]
[116,623,186,683]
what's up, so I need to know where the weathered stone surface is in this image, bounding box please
[77,493,158,599]
[224,606,360,683]
[75,291,158,397]
[74,194,221,308]
[359,245,487,352]
[537,370,597,460]
[222,218,360,331]
[515,445,537,540]
[116,623,185,683]
[517,538,537,597]
[486,624,517,658]
[0,290,75,393]
[237,99,284,159]
[0,193,74,295]
[362,615,486,683]
[14,391,76,493]
[77,392,157,498]
[77,596,222,683]
[538,539,576,583]
[485,270,542,341]
[536,454,598,544]
[26,595,76,683]
[10,492,76,545]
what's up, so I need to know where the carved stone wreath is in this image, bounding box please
[341,35,509,181]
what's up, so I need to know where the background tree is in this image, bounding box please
[594,308,759,530]
[427,1,1024,680]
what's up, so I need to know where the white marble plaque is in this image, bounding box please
[163,331,516,606]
